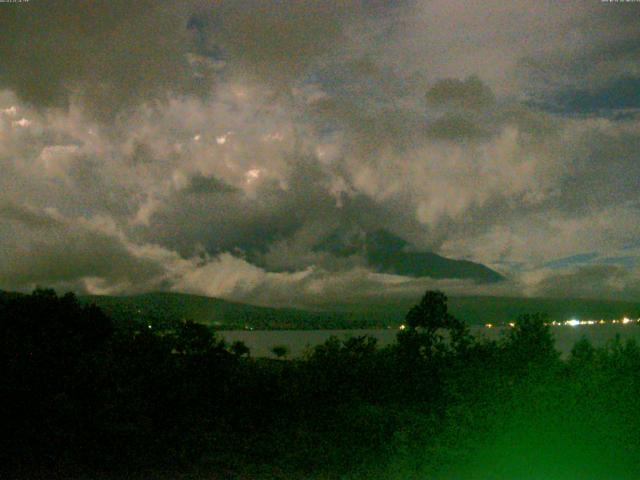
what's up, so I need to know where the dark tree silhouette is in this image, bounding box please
[399,290,471,357]
[271,344,289,359]
[172,320,226,355]
[230,340,251,357]
[505,312,558,367]
[569,336,596,366]
[4,287,640,480]
[405,290,450,330]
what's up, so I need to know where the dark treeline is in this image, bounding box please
[3,289,640,479]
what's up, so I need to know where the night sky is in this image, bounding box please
[1,1,640,307]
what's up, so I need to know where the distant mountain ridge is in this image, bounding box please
[4,290,638,329]
[81,291,640,329]
[77,292,378,330]
[315,228,505,283]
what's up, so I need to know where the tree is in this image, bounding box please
[399,290,470,357]
[230,340,250,358]
[405,290,449,331]
[569,336,596,366]
[271,344,289,359]
[342,335,378,358]
[0,289,115,469]
[504,312,558,367]
[172,320,226,355]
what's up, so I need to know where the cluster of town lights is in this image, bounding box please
[397,317,640,331]
[556,317,638,327]
[480,317,639,329]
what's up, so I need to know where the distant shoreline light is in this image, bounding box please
[395,318,639,331]
[475,317,640,329]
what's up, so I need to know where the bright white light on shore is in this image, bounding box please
[566,319,580,327]
[2,106,17,116]
[485,323,493,328]
[245,168,261,184]
[13,118,31,128]
[622,317,631,325]
[399,324,406,331]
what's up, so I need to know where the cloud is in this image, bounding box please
[0,1,404,119]
[426,76,495,111]
[426,115,491,141]
[543,253,600,270]
[522,264,640,302]
[0,1,208,119]
[1,2,639,305]
[172,252,520,309]
[185,173,238,195]
[188,1,405,85]
[0,202,167,293]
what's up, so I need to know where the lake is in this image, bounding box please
[220,324,640,358]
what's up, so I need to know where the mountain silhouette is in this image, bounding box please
[315,228,505,283]
[3,289,639,329]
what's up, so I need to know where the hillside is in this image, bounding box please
[78,292,377,330]
[448,296,640,324]
[78,291,640,329]
[4,289,638,329]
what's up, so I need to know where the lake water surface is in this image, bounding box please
[220,324,640,358]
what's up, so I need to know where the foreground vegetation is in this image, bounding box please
[3,289,640,479]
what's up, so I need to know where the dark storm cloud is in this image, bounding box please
[187,1,406,85]
[0,202,60,229]
[424,77,496,140]
[0,0,206,119]
[516,3,640,99]
[535,77,640,116]
[544,253,600,270]
[425,115,491,141]
[531,265,640,301]
[426,76,496,111]
[0,202,167,292]
[0,0,405,119]
[552,117,640,218]
[186,174,238,195]
[145,154,422,273]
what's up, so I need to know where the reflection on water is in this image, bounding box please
[220,324,640,358]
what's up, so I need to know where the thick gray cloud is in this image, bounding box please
[528,265,640,302]
[188,2,367,84]
[0,1,207,119]
[1,1,639,305]
[426,76,496,111]
[0,202,167,293]
[0,1,402,118]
